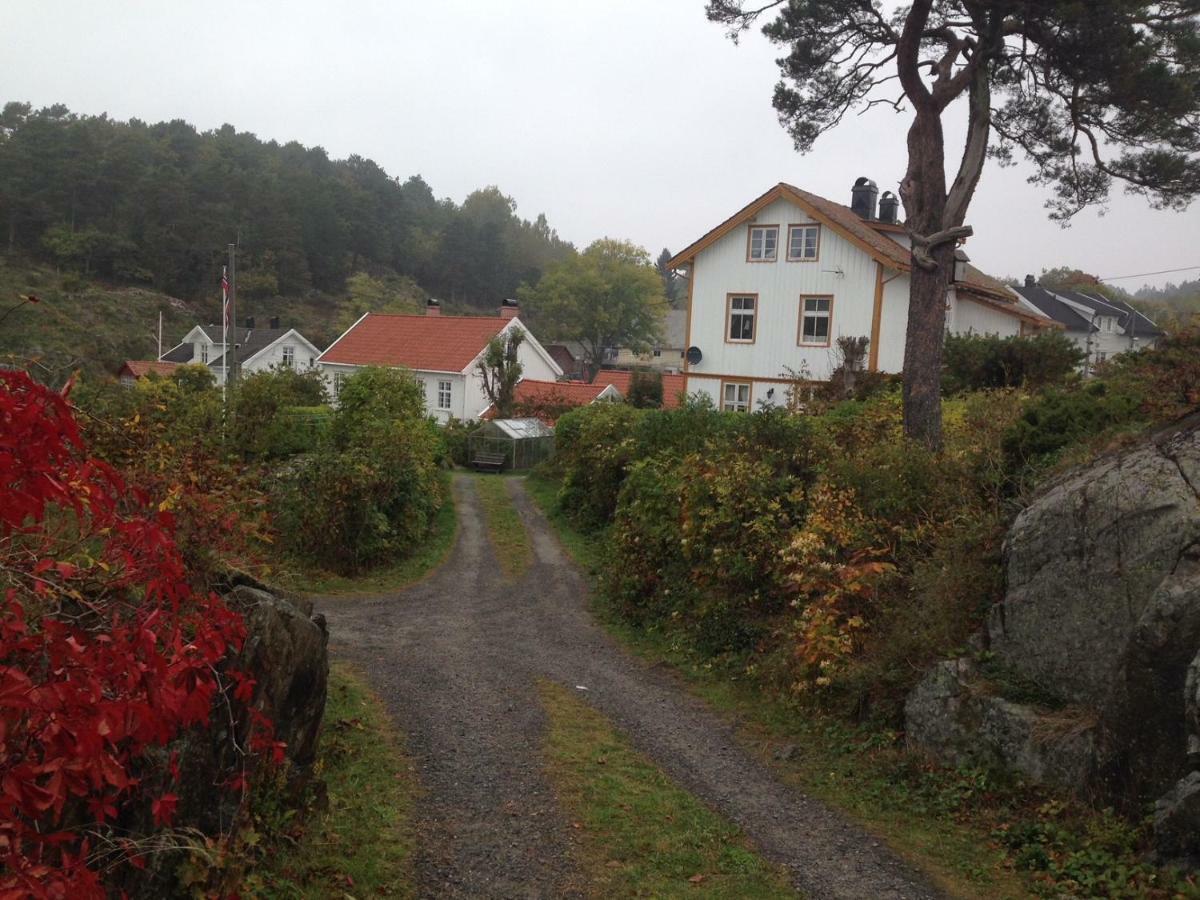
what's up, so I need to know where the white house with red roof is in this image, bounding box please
[667,180,1052,411]
[317,300,562,423]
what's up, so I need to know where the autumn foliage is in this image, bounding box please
[0,370,255,896]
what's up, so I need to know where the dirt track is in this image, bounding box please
[318,475,943,899]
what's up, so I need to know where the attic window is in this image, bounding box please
[747,226,778,262]
[281,345,295,368]
[199,343,209,364]
[787,225,820,261]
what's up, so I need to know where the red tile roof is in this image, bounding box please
[119,360,179,379]
[593,370,687,409]
[319,313,510,372]
[481,379,618,423]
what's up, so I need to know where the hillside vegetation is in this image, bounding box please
[0,101,577,372]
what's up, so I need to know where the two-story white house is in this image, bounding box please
[159,316,323,386]
[1012,276,1163,373]
[667,180,1051,411]
[317,300,562,423]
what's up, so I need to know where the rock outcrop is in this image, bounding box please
[124,580,329,896]
[906,414,1200,856]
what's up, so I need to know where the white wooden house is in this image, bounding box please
[667,180,1051,411]
[1012,276,1164,373]
[160,316,322,386]
[317,300,562,423]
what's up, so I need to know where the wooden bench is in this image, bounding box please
[471,451,506,472]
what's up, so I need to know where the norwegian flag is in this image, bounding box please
[221,267,230,327]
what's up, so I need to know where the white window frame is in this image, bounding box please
[281,344,295,368]
[747,225,779,262]
[727,294,757,343]
[787,224,820,261]
[333,372,346,399]
[799,296,833,346]
[722,381,751,413]
[199,343,209,364]
[437,379,452,411]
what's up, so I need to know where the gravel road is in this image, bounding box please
[317,474,944,899]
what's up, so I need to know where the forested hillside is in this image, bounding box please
[0,102,574,308]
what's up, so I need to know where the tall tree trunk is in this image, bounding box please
[899,108,951,451]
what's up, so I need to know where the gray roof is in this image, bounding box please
[1062,292,1165,338]
[1011,285,1097,332]
[160,342,194,363]
[207,327,290,367]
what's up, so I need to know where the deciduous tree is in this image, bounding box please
[521,239,666,381]
[477,328,526,418]
[707,0,1200,448]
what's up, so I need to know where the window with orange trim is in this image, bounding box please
[799,296,832,345]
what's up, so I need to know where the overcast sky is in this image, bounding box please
[3,0,1197,289]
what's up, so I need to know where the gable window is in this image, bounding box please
[281,345,295,368]
[437,380,452,410]
[722,381,751,413]
[199,343,209,364]
[747,225,778,262]
[333,372,346,399]
[799,296,833,346]
[727,294,757,343]
[787,224,820,261]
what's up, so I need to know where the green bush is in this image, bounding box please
[554,402,647,528]
[942,331,1084,395]
[231,367,329,459]
[330,366,426,450]
[440,417,474,467]
[272,416,444,573]
[1001,382,1143,472]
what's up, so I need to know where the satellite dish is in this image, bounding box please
[686,346,703,366]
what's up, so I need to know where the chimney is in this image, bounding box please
[1025,274,1036,287]
[499,298,520,320]
[244,316,255,329]
[851,177,879,220]
[878,191,900,224]
[426,298,441,317]
[269,316,280,329]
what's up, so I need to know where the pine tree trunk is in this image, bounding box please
[899,108,951,451]
[901,245,953,449]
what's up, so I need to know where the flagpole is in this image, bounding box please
[221,264,229,409]
[228,242,237,387]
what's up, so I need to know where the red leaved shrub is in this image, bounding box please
[0,370,257,897]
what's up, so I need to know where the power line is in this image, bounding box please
[1098,265,1200,283]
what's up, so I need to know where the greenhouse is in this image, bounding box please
[467,417,555,471]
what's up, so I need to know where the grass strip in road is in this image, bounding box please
[524,473,604,574]
[255,663,418,898]
[538,680,796,899]
[296,473,457,596]
[474,473,533,580]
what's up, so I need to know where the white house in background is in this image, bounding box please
[317,299,562,423]
[1011,276,1164,373]
[666,180,1052,411]
[159,316,323,386]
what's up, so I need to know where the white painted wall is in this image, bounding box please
[685,196,880,384]
[948,292,1025,338]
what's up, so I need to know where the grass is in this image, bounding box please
[521,473,1076,900]
[473,473,533,580]
[294,474,457,596]
[254,663,418,897]
[538,680,796,899]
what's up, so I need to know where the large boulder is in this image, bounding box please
[907,416,1200,818]
[905,659,1097,791]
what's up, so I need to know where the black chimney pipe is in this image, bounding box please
[851,177,879,220]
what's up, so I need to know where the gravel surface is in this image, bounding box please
[318,475,945,899]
